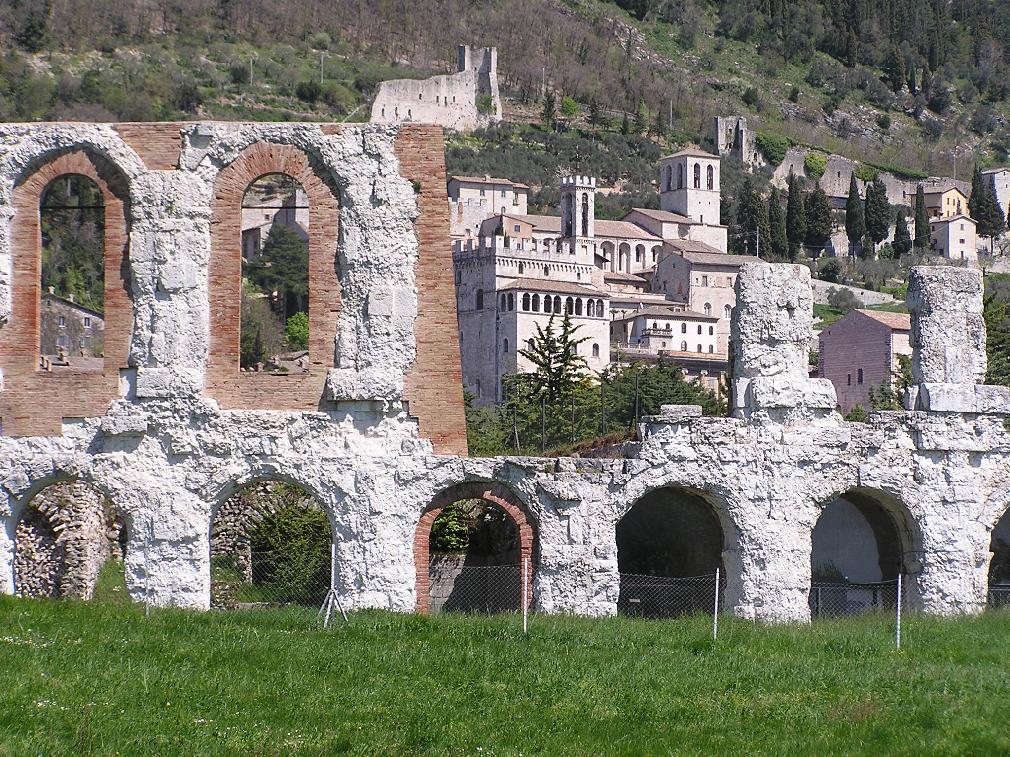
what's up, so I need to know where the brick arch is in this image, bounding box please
[206,141,341,410]
[0,149,131,436]
[413,481,536,614]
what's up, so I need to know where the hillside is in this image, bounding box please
[2,0,1010,180]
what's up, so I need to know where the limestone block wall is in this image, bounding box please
[1,121,1010,625]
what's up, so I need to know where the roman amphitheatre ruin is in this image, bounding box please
[2,120,1010,622]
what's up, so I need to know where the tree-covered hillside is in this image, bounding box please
[3,0,1010,176]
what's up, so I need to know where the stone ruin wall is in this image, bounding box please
[2,123,1010,623]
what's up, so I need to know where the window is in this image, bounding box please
[581,194,590,236]
[857,368,864,385]
[518,262,525,274]
[522,293,531,310]
[652,322,658,330]
[514,224,521,233]
[708,345,714,353]
[575,298,583,316]
[697,325,702,334]
[500,293,507,310]
[697,345,702,352]
[693,163,701,188]
[40,173,105,367]
[592,343,600,358]
[476,289,484,310]
[544,265,550,277]
[681,323,687,333]
[681,341,687,351]
[566,297,574,314]
[83,317,91,328]
[503,338,509,354]
[847,374,852,386]
[703,302,712,316]
[241,173,309,372]
[707,165,714,190]
[480,188,486,196]
[664,165,673,191]
[724,304,732,319]
[587,300,596,317]
[665,323,671,330]
[677,164,684,189]
[701,275,709,286]
[508,293,514,310]
[532,294,540,312]
[709,326,714,335]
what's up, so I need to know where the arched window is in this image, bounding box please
[707,165,714,190]
[508,293,515,310]
[724,304,732,319]
[39,174,106,372]
[532,294,540,312]
[681,323,687,334]
[522,293,531,311]
[665,323,671,330]
[697,344,702,352]
[518,262,525,274]
[240,173,310,372]
[708,345,714,353]
[575,298,583,316]
[500,293,507,310]
[652,322,659,330]
[677,163,684,190]
[581,194,590,236]
[703,302,712,316]
[597,299,604,317]
[697,325,702,334]
[503,338,509,354]
[554,296,562,313]
[693,163,701,189]
[635,244,644,262]
[544,265,550,277]
[565,297,574,314]
[709,326,714,335]
[475,289,484,310]
[681,341,687,351]
[587,300,596,317]
[592,343,600,358]
[527,338,535,351]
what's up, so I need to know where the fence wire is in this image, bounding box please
[428,563,522,615]
[988,586,1010,609]
[809,581,901,619]
[211,548,330,609]
[617,572,724,619]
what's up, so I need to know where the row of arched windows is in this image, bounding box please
[516,293,606,317]
[664,163,715,192]
[650,322,715,336]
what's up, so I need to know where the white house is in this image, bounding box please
[929,214,978,263]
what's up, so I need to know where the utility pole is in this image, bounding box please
[320,52,327,86]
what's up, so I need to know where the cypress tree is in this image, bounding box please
[735,176,770,257]
[768,185,788,260]
[864,178,892,255]
[804,186,833,253]
[968,164,982,220]
[892,209,912,257]
[914,185,930,251]
[786,169,806,259]
[541,90,556,131]
[845,174,866,257]
[976,183,1005,252]
[884,44,906,93]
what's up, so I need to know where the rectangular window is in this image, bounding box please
[83,317,92,328]
[857,368,864,385]
[58,315,66,328]
[514,225,521,233]
[56,335,68,347]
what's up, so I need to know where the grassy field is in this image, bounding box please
[1,598,1009,755]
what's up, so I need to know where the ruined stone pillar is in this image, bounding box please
[731,262,838,423]
[906,266,1010,412]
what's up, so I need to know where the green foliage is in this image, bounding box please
[845,174,865,253]
[853,165,878,184]
[248,502,331,605]
[785,170,806,260]
[817,257,842,284]
[804,186,833,251]
[844,404,869,422]
[476,94,495,115]
[892,210,912,257]
[767,185,787,261]
[295,79,321,103]
[245,224,309,322]
[559,95,580,120]
[914,185,930,250]
[541,90,556,131]
[285,311,309,351]
[733,175,770,256]
[755,132,791,166]
[883,44,906,93]
[518,313,589,401]
[974,182,1005,244]
[863,178,891,253]
[985,274,1010,388]
[429,503,472,552]
[869,354,912,411]
[803,152,827,181]
[91,560,130,605]
[826,286,860,314]
[40,175,105,312]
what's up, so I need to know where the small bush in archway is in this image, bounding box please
[247,505,331,605]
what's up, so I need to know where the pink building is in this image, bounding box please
[818,309,911,414]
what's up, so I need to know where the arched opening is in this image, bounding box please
[240,173,310,373]
[677,164,684,190]
[592,343,600,358]
[581,193,589,236]
[587,299,596,317]
[210,480,332,609]
[14,481,127,601]
[664,165,673,192]
[564,194,575,237]
[601,241,615,271]
[693,163,701,189]
[565,296,574,314]
[618,243,630,273]
[39,175,105,372]
[810,489,919,618]
[707,165,714,190]
[414,483,535,614]
[575,298,583,316]
[616,487,726,617]
[522,293,531,311]
[988,509,1010,608]
[635,244,644,264]
[532,294,540,312]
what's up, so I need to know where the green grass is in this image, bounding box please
[2,598,1010,755]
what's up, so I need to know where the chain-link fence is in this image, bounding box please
[988,586,1010,609]
[809,581,902,620]
[211,548,330,609]
[617,572,724,619]
[428,563,523,615]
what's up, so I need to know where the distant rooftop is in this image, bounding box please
[625,207,693,224]
[450,175,530,190]
[662,148,719,160]
[498,278,604,297]
[855,309,911,331]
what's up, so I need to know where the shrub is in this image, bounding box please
[285,312,308,351]
[742,86,761,108]
[295,79,321,103]
[804,152,827,181]
[756,132,791,165]
[788,86,800,103]
[476,94,495,116]
[249,502,331,605]
[876,113,892,130]
[853,164,878,183]
[827,286,860,313]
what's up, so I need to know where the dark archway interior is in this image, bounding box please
[810,491,908,617]
[428,499,520,614]
[989,510,1010,608]
[616,488,724,617]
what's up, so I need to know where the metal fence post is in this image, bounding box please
[522,556,529,635]
[712,567,720,640]
[896,572,902,650]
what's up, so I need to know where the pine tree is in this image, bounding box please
[541,90,556,131]
[620,111,630,135]
[588,98,605,132]
[845,174,865,257]
[734,176,770,257]
[975,183,1006,252]
[914,185,930,251]
[786,170,806,259]
[864,178,891,255]
[518,312,589,401]
[968,164,982,220]
[884,44,906,93]
[804,186,833,253]
[768,185,788,260]
[633,100,649,135]
[892,209,912,257]
[907,59,918,94]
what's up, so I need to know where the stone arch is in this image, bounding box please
[810,487,923,616]
[0,148,133,437]
[988,505,1010,607]
[209,475,335,608]
[615,484,739,617]
[12,478,128,600]
[413,481,536,614]
[207,141,342,411]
